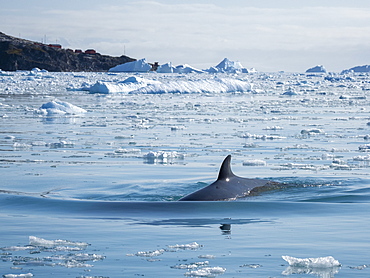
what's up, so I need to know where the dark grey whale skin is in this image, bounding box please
[179,155,281,201]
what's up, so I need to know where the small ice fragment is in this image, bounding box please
[3,274,33,278]
[242,160,266,166]
[198,255,216,259]
[168,242,201,249]
[135,249,165,257]
[29,236,89,248]
[185,267,226,277]
[301,129,324,135]
[282,255,341,268]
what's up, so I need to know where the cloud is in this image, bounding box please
[2,1,370,71]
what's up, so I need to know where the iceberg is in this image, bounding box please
[108,58,152,72]
[206,58,253,73]
[156,62,176,73]
[341,65,370,74]
[173,64,204,73]
[306,65,327,73]
[36,100,87,116]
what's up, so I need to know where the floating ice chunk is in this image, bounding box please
[263,126,283,130]
[143,151,185,163]
[339,95,366,100]
[301,129,324,135]
[282,89,298,96]
[282,255,341,268]
[29,236,89,248]
[185,267,226,277]
[171,261,209,269]
[198,255,216,259]
[134,249,165,257]
[243,159,266,166]
[168,242,201,250]
[352,154,370,161]
[1,246,35,251]
[240,133,285,140]
[37,100,86,116]
[109,58,152,72]
[3,273,33,278]
[359,144,370,151]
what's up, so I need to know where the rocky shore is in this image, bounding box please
[0,32,135,72]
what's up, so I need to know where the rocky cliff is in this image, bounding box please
[0,32,135,72]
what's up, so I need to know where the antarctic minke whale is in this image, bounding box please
[179,155,282,201]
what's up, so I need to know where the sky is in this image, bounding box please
[1,0,370,72]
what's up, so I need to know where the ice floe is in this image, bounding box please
[184,266,226,277]
[3,274,34,278]
[282,255,341,268]
[29,236,89,248]
[0,236,104,272]
[36,100,86,116]
[242,159,267,166]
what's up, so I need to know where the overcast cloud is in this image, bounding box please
[1,0,370,72]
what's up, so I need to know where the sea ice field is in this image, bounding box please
[1,69,370,277]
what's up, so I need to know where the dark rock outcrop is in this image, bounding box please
[0,32,135,72]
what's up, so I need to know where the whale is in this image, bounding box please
[179,155,282,201]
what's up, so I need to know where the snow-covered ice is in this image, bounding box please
[36,100,86,116]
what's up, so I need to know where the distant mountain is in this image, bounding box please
[0,32,135,72]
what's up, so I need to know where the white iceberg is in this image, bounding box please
[306,65,327,73]
[174,64,204,74]
[206,58,253,73]
[156,62,176,73]
[108,58,152,72]
[36,100,86,116]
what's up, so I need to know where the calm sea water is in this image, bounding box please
[1,71,370,277]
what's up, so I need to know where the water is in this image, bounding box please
[1,70,370,277]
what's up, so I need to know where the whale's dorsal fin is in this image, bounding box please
[217,155,236,180]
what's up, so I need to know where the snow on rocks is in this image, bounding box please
[109,58,152,72]
[36,100,86,116]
